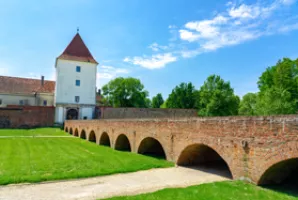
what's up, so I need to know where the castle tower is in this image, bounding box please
[54,33,98,124]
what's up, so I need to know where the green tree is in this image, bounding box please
[239,93,257,116]
[256,58,298,114]
[102,77,149,108]
[166,82,198,109]
[152,93,164,108]
[197,75,239,116]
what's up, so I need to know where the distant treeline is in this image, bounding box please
[99,57,298,116]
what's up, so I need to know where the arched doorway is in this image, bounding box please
[258,158,298,195]
[138,137,166,159]
[99,132,111,147]
[177,144,232,178]
[89,131,96,143]
[80,130,86,139]
[115,134,131,151]
[66,108,78,120]
[69,128,73,135]
[65,127,68,133]
[74,129,79,137]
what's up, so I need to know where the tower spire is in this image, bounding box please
[77,27,79,33]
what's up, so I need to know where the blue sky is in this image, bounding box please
[0,0,298,98]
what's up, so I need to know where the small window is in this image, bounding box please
[75,96,80,103]
[19,100,24,105]
[76,66,81,72]
[76,80,80,86]
[43,100,47,106]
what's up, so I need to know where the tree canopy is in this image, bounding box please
[101,77,149,108]
[166,82,198,109]
[197,75,239,116]
[152,93,164,108]
[255,58,298,115]
[239,93,257,116]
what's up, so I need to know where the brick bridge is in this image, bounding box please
[64,115,298,185]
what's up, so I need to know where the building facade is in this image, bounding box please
[0,33,98,124]
[54,33,98,124]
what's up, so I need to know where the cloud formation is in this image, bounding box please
[124,0,298,69]
[124,53,177,69]
[179,0,297,54]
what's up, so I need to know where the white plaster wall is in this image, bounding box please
[0,93,36,106]
[55,59,97,105]
[55,106,64,124]
[0,93,54,107]
[81,107,93,120]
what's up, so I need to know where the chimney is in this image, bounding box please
[41,76,44,86]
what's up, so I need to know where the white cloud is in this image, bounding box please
[280,0,296,5]
[97,65,130,88]
[178,0,298,55]
[124,53,177,69]
[148,43,168,52]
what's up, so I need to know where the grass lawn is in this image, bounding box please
[0,128,67,136]
[0,128,173,185]
[103,181,298,200]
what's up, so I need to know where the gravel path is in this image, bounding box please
[0,167,229,200]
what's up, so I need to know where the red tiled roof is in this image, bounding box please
[57,33,98,64]
[0,76,55,94]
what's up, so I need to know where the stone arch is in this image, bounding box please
[65,127,68,133]
[115,134,131,151]
[99,132,111,147]
[74,128,79,137]
[69,128,73,135]
[177,143,233,179]
[138,137,166,159]
[80,130,86,139]
[258,158,298,186]
[88,131,96,143]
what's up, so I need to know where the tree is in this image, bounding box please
[152,93,164,108]
[166,82,198,109]
[197,75,239,116]
[256,58,298,115]
[239,93,257,116]
[102,77,149,108]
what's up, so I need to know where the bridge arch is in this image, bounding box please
[99,132,111,147]
[115,134,131,151]
[74,128,79,137]
[177,143,233,178]
[69,128,73,135]
[88,131,96,143]
[138,137,166,159]
[258,158,298,186]
[80,130,86,139]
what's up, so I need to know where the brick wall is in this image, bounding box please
[65,115,298,185]
[0,106,55,128]
[97,107,197,119]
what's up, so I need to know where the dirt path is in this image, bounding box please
[0,167,229,200]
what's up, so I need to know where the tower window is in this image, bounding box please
[76,80,80,86]
[76,66,81,72]
[75,96,80,103]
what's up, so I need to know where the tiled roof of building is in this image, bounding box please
[0,76,55,94]
[57,33,98,64]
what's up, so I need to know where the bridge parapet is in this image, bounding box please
[65,115,298,185]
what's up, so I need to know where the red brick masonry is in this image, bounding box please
[0,106,55,128]
[65,115,298,185]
